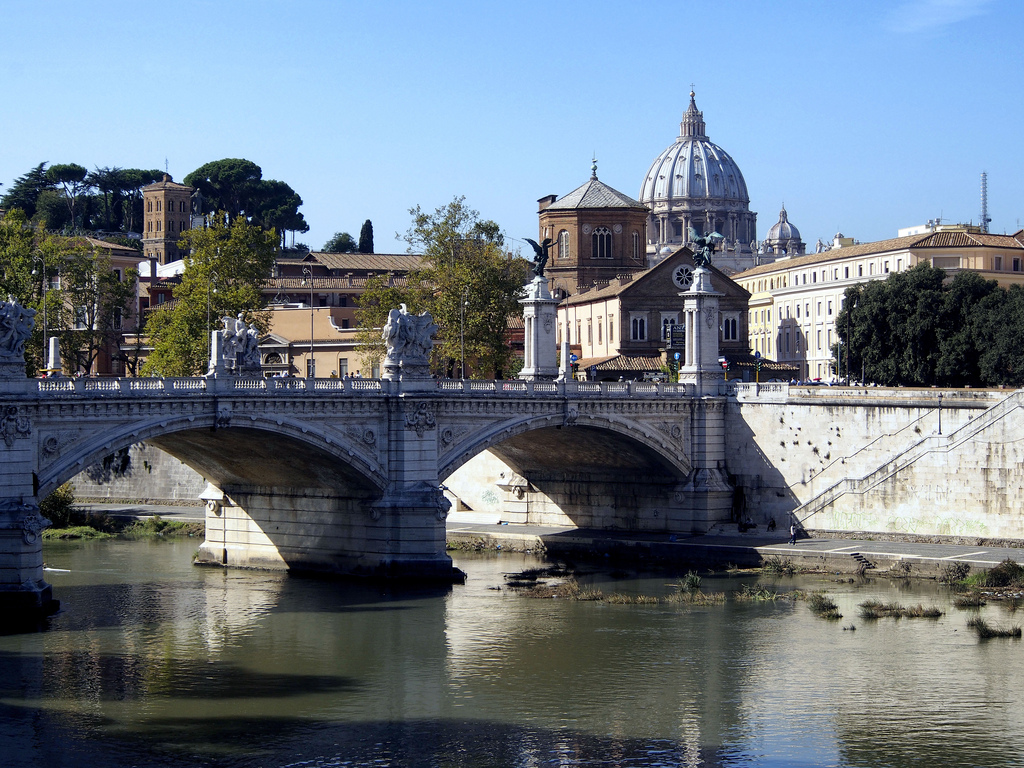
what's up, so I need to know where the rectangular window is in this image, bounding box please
[342,318,350,329]
[796,305,800,319]
[1015,258,1022,272]
[156,221,161,232]
[817,330,821,350]
[338,359,348,377]
[994,256,1003,270]
[576,321,581,344]
[156,200,162,212]
[828,300,833,315]
[587,319,592,345]
[597,317,602,345]
[858,265,863,277]
[608,315,614,343]
[113,308,123,330]
[897,259,903,271]
[786,331,791,353]
[869,264,874,275]
[884,261,890,273]
[844,267,849,279]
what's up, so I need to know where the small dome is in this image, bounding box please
[766,206,801,243]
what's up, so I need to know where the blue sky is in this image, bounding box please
[1,0,1020,255]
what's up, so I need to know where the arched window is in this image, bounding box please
[558,230,569,259]
[592,226,612,259]
[631,231,641,259]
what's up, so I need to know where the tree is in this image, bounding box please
[45,163,91,229]
[184,159,262,219]
[1,163,53,219]
[323,231,357,253]
[356,196,527,377]
[54,245,138,375]
[118,169,163,234]
[358,219,374,253]
[184,159,307,245]
[142,214,277,376]
[249,178,309,247]
[87,166,125,231]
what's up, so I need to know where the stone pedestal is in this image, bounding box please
[678,266,725,396]
[518,276,559,381]
[46,337,61,375]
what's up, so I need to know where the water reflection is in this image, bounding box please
[0,541,1022,767]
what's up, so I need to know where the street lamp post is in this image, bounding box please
[32,256,47,373]
[459,287,469,379]
[206,269,218,366]
[303,266,314,378]
[938,392,943,435]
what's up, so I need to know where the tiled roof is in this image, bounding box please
[733,230,1024,280]
[732,235,925,278]
[913,231,1024,249]
[308,252,424,272]
[545,177,649,212]
[576,353,664,372]
[264,275,414,290]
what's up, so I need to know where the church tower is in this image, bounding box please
[537,161,650,297]
[142,174,194,265]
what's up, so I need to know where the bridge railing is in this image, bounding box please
[724,382,790,401]
[24,376,691,398]
[434,379,694,397]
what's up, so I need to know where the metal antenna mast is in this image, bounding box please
[980,172,991,234]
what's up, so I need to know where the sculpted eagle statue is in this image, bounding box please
[524,237,552,278]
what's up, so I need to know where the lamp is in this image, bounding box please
[302,266,314,378]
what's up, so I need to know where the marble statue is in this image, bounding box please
[383,303,436,365]
[0,296,36,362]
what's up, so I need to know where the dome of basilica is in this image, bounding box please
[640,93,750,207]
[640,91,758,271]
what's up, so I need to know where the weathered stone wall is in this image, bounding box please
[725,387,1013,536]
[69,442,207,503]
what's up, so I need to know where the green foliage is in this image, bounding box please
[323,231,358,253]
[184,159,307,244]
[0,209,130,375]
[143,214,277,376]
[1,162,53,219]
[46,163,90,228]
[966,617,1022,638]
[56,245,139,375]
[358,219,374,253]
[808,592,843,619]
[39,482,77,528]
[983,558,1024,588]
[838,265,1024,387]
[363,196,528,378]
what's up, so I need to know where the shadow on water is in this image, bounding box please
[0,700,800,768]
[0,650,361,701]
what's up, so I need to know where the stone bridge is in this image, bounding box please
[0,375,731,620]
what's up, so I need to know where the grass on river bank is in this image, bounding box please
[40,484,203,540]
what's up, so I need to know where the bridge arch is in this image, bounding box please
[440,410,695,532]
[439,411,691,481]
[37,413,387,501]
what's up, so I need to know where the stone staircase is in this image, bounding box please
[792,389,1024,524]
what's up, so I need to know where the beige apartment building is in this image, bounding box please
[733,226,1024,381]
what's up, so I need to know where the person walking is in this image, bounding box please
[789,522,797,545]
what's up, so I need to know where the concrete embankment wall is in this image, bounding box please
[70,442,207,504]
[726,387,1017,538]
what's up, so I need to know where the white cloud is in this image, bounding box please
[886,0,995,33]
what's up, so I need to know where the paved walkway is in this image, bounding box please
[446,522,1024,574]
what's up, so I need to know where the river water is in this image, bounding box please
[2,538,1023,768]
